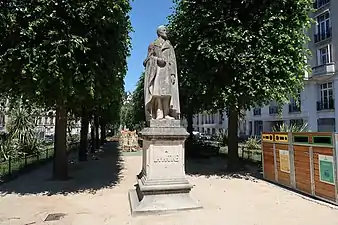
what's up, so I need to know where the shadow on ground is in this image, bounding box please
[0,141,123,196]
[185,155,262,182]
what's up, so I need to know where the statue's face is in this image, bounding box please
[157,26,167,39]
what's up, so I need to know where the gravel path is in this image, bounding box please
[0,142,337,225]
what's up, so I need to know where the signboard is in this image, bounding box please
[279,150,290,173]
[318,154,335,185]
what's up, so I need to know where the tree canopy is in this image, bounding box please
[0,0,132,178]
[168,0,313,169]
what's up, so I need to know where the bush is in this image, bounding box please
[245,137,261,150]
[272,122,309,132]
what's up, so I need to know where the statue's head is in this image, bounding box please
[157,25,167,39]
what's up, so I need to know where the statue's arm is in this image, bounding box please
[153,45,166,67]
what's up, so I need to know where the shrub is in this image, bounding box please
[245,136,261,150]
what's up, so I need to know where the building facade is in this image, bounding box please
[246,0,338,136]
[192,111,226,135]
[180,110,246,136]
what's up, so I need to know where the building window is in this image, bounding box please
[212,128,216,135]
[201,115,204,125]
[318,82,334,110]
[196,115,199,125]
[315,11,331,43]
[211,114,215,124]
[207,128,210,134]
[249,121,253,136]
[253,108,261,116]
[314,0,330,9]
[289,94,301,113]
[219,111,223,124]
[202,127,205,133]
[317,118,335,132]
[317,45,332,65]
[254,121,263,136]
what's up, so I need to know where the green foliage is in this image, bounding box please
[0,0,132,176]
[245,137,261,150]
[272,122,309,132]
[216,130,228,146]
[0,100,46,159]
[7,102,36,144]
[168,0,313,167]
[129,72,146,130]
[168,0,313,110]
[167,0,314,124]
[0,132,16,160]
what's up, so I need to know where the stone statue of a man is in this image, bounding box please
[143,25,180,120]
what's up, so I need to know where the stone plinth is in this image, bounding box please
[128,119,202,215]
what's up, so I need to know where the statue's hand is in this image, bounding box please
[157,58,166,67]
[171,74,176,85]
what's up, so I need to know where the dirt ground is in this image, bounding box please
[0,142,338,225]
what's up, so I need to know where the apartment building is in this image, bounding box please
[179,110,246,136]
[192,111,226,135]
[246,0,338,136]
[35,111,81,136]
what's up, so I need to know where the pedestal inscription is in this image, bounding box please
[153,153,179,163]
[128,121,202,215]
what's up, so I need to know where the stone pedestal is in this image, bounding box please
[128,119,202,215]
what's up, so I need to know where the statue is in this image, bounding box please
[128,25,201,214]
[143,25,180,120]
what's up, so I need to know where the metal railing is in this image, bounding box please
[253,108,261,116]
[316,99,334,110]
[289,104,301,113]
[0,142,79,180]
[314,27,332,43]
[269,106,279,115]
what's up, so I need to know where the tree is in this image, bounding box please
[168,0,312,170]
[129,72,146,131]
[0,0,132,178]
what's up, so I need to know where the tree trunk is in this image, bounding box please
[90,120,96,153]
[100,121,106,145]
[53,102,68,180]
[227,106,239,171]
[94,115,100,149]
[79,109,89,161]
[186,110,194,137]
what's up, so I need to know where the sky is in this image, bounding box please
[124,0,174,92]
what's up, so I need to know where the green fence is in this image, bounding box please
[0,142,79,181]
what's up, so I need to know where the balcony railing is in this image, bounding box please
[253,108,261,116]
[313,0,330,9]
[312,62,335,76]
[317,99,334,111]
[289,104,301,113]
[269,106,280,115]
[314,27,332,43]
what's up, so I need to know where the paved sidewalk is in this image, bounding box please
[0,142,338,225]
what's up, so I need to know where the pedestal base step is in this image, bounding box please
[128,189,202,216]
